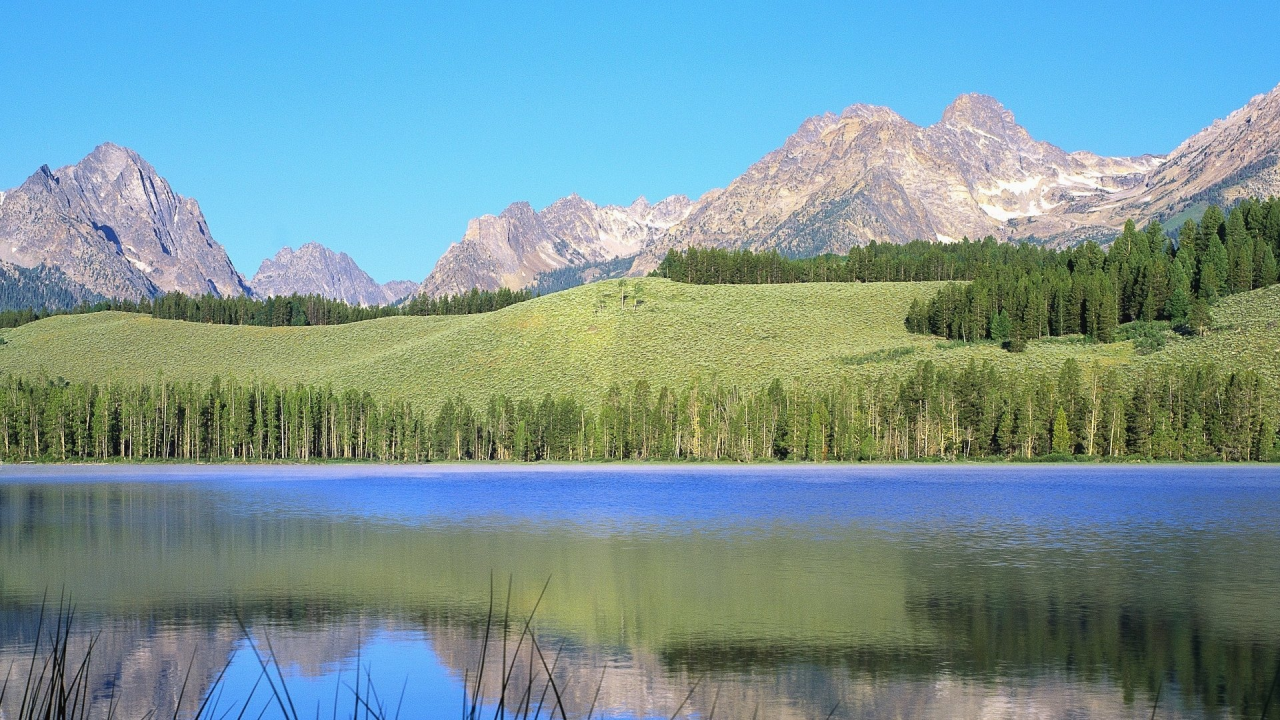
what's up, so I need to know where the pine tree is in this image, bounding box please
[1183,411,1209,461]
[1143,258,1170,321]
[1052,406,1072,455]
[1261,245,1279,287]
[1188,298,1212,335]
[1226,208,1254,293]
[1199,205,1225,254]
[1116,219,1141,262]
[991,310,1012,343]
[1177,219,1199,282]
[1200,234,1229,300]
[1096,278,1118,343]
[1165,259,1192,325]
[1230,240,1254,294]
[1266,203,1280,254]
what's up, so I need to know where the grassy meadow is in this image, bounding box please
[0,278,1276,410]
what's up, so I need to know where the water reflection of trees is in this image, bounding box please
[0,602,1265,719]
[2,481,1278,718]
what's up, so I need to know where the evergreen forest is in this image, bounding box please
[0,263,103,313]
[2,359,1275,463]
[0,286,532,329]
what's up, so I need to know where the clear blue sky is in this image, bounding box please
[3,1,1279,283]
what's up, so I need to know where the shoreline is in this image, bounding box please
[1,460,1277,483]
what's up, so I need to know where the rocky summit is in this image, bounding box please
[424,84,1280,291]
[419,194,696,296]
[251,242,415,306]
[0,143,250,300]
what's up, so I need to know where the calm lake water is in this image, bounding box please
[1,464,1278,719]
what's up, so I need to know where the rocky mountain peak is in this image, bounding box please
[790,112,841,146]
[418,190,700,297]
[545,193,597,215]
[80,141,141,174]
[838,103,908,126]
[23,165,57,193]
[939,93,1019,135]
[499,201,539,222]
[1105,81,1280,219]
[250,241,411,306]
[0,144,249,300]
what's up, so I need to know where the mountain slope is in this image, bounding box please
[1108,84,1280,217]
[0,261,104,311]
[419,195,695,296]
[3,279,1276,414]
[382,280,420,303]
[250,242,414,306]
[0,143,250,300]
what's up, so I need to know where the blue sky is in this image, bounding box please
[3,1,1279,283]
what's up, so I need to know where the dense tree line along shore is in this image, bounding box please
[1,359,1275,463]
[0,286,533,329]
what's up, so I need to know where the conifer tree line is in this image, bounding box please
[0,264,104,313]
[654,240,1000,284]
[907,200,1280,347]
[652,200,1280,348]
[0,286,533,330]
[3,359,1275,463]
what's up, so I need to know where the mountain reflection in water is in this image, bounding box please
[0,465,1277,719]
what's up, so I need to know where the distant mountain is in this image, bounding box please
[250,242,414,306]
[419,194,696,296]
[0,143,250,300]
[420,84,1280,291]
[631,86,1280,272]
[381,280,420,303]
[630,94,1158,271]
[0,260,103,312]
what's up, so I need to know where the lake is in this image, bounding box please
[1,464,1277,719]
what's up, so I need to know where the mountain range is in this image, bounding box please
[1,83,1278,307]
[0,144,417,308]
[427,83,1280,288]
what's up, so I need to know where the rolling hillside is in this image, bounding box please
[0,278,1276,411]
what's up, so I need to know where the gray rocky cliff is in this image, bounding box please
[0,143,250,299]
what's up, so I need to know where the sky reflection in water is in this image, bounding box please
[0,464,1277,719]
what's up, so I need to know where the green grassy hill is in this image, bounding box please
[0,278,1276,409]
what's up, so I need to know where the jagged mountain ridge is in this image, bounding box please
[0,145,414,306]
[423,84,1280,291]
[632,86,1280,272]
[0,143,251,300]
[419,194,696,296]
[251,242,416,306]
[5,84,1279,303]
